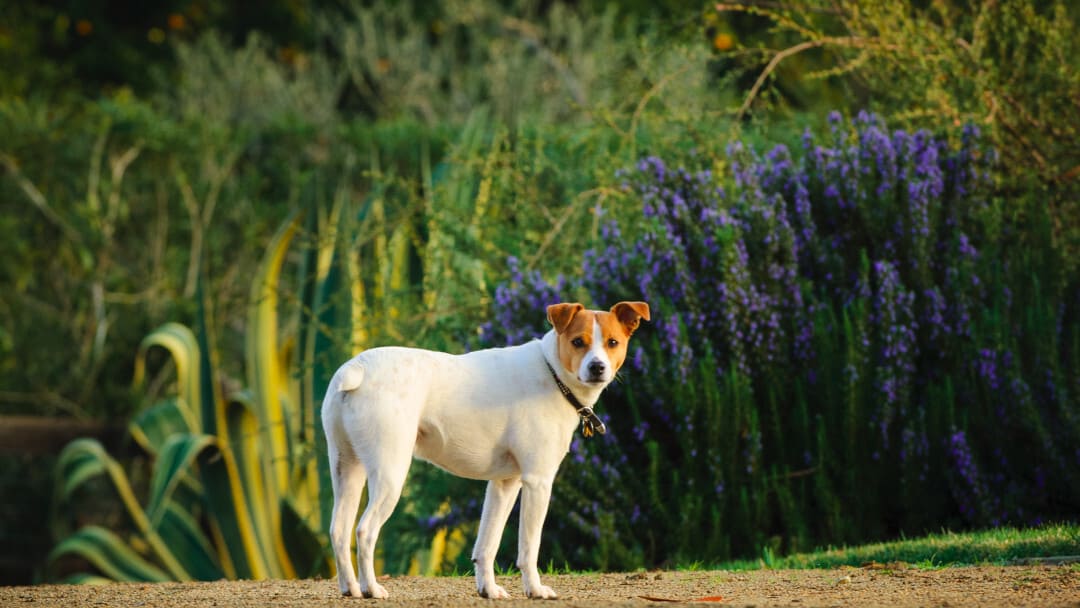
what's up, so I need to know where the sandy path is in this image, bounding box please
[4,565,1079,607]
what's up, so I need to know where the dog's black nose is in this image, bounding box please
[587,360,606,378]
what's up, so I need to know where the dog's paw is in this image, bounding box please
[341,582,364,598]
[362,582,389,599]
[478,582,510,599]
[525,584,558,600]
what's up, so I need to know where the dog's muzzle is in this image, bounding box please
[586,360,606,382]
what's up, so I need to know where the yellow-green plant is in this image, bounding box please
[47,197,352,582]
[44,149,485,580]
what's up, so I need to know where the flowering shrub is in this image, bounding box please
[475,112,1079,569]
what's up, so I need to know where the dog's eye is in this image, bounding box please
[607,338,619,348]
[571,337,586,348]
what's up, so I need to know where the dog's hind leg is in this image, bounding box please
[353,436,412,599]
[328,442,366,598]
[472,477,521,599]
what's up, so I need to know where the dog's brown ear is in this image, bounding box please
[611,301,651,335]
[547,302,585,334]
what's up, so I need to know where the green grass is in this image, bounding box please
[434,524,1079,577]
[708,524,1080,571]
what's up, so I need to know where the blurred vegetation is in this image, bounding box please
[0,0,1076,585]
[483,113,1078,568]
[0,0,729,423]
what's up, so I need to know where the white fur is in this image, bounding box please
[321,330,610,600]
[578,319,614,384]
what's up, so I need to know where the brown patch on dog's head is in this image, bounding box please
[547,301,651,383]
[548,302,592,376]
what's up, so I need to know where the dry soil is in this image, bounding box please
[4,565,1080,607]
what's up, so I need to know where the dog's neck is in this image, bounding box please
[539,330,605,407]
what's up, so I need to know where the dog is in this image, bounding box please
[321,301,650,599]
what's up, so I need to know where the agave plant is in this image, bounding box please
[47,191,355,583]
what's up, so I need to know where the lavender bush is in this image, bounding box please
[472,112,1079,569]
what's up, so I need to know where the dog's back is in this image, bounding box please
[322,341,559,479]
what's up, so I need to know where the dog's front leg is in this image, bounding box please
[472,477,522,599]
[517,473,557,599]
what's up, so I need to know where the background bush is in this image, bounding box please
[479,112,1079,568]
[1,0,1076,583]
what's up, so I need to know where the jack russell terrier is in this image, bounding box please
[321,301,650,599]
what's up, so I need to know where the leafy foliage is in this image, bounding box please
[0,2,722,422]
[5,0,1079,583]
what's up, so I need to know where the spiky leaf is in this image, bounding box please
[146,434,217,526]
[47,526,170,583]
[156,502,224,581]
[129,397,196,456]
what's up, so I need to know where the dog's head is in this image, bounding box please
[546,301,651,386]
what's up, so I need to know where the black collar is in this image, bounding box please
[544,360,607,437]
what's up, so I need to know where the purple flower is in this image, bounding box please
[946,429,998,522]
[957,233,978,260]
[976,349,1000,391]
[475,111,1054,552]
[871,260,917,443]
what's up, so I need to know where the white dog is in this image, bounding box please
[321,301,650,599]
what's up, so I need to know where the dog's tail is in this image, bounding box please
[338,361,365,392]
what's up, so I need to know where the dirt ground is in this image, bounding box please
[4,565,1079,607]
